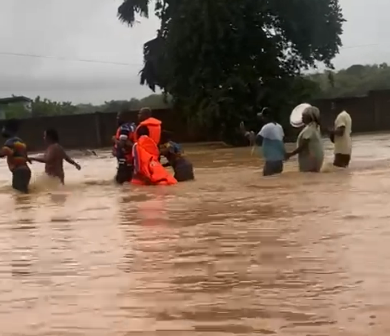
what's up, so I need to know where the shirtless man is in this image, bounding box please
[29,128,81,183]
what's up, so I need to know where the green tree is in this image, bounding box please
[118,0,344,142]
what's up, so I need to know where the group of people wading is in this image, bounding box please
[241,106,352,175]
[0,104,350,193]
[0,107,194,194]
[113,107,194,186]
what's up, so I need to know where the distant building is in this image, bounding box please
[0,96,33,119]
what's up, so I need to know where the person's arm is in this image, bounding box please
[286,139,309,159]
[286,128,310,159]
[333,114,346,137]
[28,152,46,163]
[160,144,175,167]
[255,134,263,146]
[0,144,13,158]
[334,125,345,136]
[29,157,45,163]
[240,122,256,145]
[62,148,81,170]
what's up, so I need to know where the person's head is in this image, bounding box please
[44,128,59,144]
[160,130,173,144]
[136,125,149,138]
[2,119,19,138]
[257,107,274,123]
[302,106,320,125]
[116,110,126,127]
[138,107,151,122]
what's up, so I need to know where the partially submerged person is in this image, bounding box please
[112,111,136,184]
[131,126,177,186]
[240,107,285,176]
[160,130,194,181]
[285,106,324,172]
[135,107,162,144]
[0,119,31,193]
[29,129,81,184]
[329,110,352,168]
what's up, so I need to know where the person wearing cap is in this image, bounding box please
[329,110,352,168]
[285,106,324,172]
[240,107,286,176]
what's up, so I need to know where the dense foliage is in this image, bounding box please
[118,0,344,142]
[309,63,390,98]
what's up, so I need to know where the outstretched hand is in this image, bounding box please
[248,131,256,146]
[285,152,292,161]
[74,163,81,170]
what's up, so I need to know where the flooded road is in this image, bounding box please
[1,134,390,335]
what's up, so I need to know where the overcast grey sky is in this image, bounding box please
[0,0,387,104]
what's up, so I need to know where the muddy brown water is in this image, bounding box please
[1,134,390,335]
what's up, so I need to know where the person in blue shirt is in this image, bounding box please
[241,107,286,176]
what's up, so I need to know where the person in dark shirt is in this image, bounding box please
[0,119,31,193]
[159,131,194,182]
[112,111,136,184]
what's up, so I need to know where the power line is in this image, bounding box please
[0,51,141,66]
[341,43,379,50]
[0,42,385,66]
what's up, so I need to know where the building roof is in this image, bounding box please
[0,96,32,104]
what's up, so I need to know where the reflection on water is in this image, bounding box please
[0,134,390,334]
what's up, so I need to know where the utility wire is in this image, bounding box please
[0,51,140,66]
[0,42,385,65]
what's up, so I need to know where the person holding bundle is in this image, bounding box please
[285,106,324,172]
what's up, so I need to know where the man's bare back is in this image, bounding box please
[29,129,81,184]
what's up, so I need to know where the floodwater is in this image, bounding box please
[1,134,390,335]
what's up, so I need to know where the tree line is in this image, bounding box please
[308,63,390,99]
[4,63,389,121]
[1,93,171,119]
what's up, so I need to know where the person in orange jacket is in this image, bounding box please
[134,107,162,145]
[131,126,177,186]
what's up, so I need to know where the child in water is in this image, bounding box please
[159,131,194,182]
[29,128,81,184]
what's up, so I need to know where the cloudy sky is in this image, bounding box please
[0,0,387,104]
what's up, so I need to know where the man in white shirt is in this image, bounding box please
[330,110,352,168]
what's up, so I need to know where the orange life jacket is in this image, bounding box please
[113,126,135,163]
[131,136,177,186]
[135,118,162,144]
